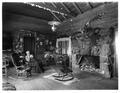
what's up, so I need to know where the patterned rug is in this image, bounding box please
[43,73,80,85]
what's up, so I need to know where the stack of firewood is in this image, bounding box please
[79,57,96,72]
[80,61,96,72]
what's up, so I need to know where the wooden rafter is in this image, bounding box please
[62,14,66,19]
[51,2,70,20]
[88,2,94,8]
[43,2,61,22]
[50,11,61,22]
[43,2,73,21]
[72,3,82,14]
[60,3,71,13]
[51,2,66,21]
[60,3,76,17]
[75,3,84,14]
[51,2,57,8]
[42,2,66,16]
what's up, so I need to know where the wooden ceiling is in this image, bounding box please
[3,2,104,22]
[56,2,118,36]
[3,2,104,34]
[25,2,104,22]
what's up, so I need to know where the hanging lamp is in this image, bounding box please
[48,21,61,32]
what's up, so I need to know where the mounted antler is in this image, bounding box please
[83,13,104,34]
[85,13,104,28]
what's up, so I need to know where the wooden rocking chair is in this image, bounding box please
[11,54,31,78]
[53,54,74,81]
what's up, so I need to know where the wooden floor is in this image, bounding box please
[3,66,118,90]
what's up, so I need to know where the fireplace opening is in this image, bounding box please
[77,55,100,72]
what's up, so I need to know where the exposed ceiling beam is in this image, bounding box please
[50,11,61,22]
[60,3,71,13]
[51,2,57,8]
[60,3,76,17]
[72,3,82,14]
[61,14,66,19]
[41,2,68,17]
[75,3,84,14]
[50,2,66,21]
[42,2,73,18]
[50,2,72,20]
[88,2,94,8]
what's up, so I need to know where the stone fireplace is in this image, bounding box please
[72,53,111,78]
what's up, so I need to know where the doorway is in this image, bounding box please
[24,36,35,55]
[56,37,71,56]
[56,37,72,67]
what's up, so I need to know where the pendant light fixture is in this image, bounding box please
[48,21,61,32]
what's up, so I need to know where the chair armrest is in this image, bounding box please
[16,65,24,69]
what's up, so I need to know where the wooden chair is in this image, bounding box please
[11,54,31,78]
[2,57,9,76]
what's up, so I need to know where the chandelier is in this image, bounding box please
[48,21,61,32]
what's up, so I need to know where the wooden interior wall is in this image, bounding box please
[3,32,13,50]
[3,12,51,34]
[3,10,56,59]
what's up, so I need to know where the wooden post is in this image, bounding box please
[34,32,37,58]
[100,44,111,78]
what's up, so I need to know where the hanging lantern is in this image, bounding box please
[48,21,61,32]
[51,25,56,32]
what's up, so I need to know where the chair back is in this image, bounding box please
[11,55,18,69]
[11,53,21,68]
[3,57,9,67]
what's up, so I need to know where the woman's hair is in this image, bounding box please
[26,51,30,54]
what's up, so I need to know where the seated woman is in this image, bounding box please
[12,50,31,77]
[25,51,32,63]
[25,51,44,73]
[25,51,33,76]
